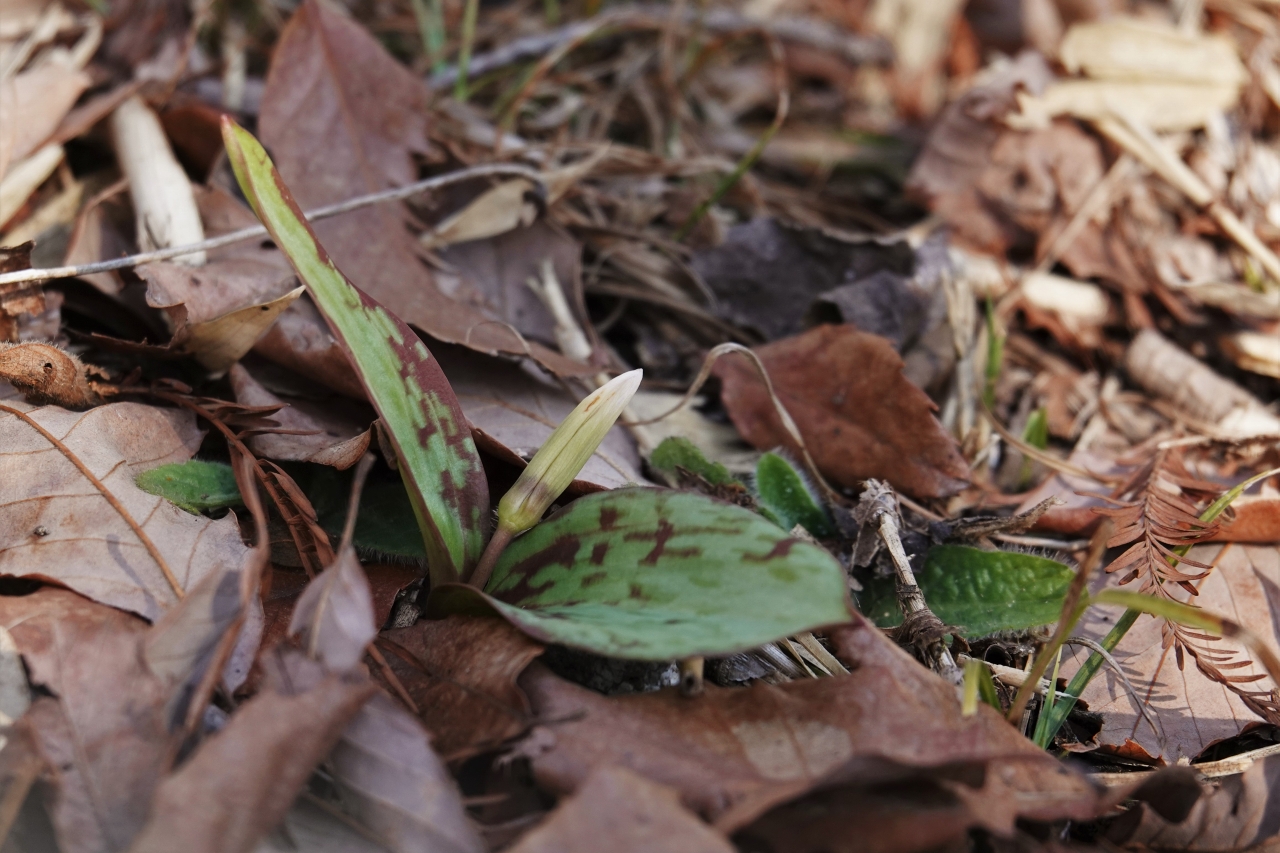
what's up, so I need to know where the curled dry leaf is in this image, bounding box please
[0,588,172,853]
[258,0,590,377]
[126,649,376,853]
[0,342,107,408]
[289,545,378,674]
[0,392,252,619]
[375,615,544,759]
[507,765,735,853]
[713,324,969,498]
[1105,753,1280,849]
[514,615,1100,834]
[228,363,371,469]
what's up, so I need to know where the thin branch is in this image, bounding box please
[0,163,545,288]
[0,401,185,601]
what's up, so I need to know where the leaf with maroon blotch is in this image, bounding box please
[221,119,489,588]
[126,649,375,853]
[506,765,734,853]
[256,0,591,378]
[427,488,852,660]
[713,324,970,499]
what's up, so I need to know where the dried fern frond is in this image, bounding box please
[1094,449,1223,595]
[1094,448,1280,725]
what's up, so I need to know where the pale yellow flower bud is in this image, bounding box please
[497,369,642,535]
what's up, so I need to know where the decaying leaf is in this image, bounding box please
[0,588,172,853]
[228,364,371,470]
[0,393,253,619]
[290,545,378,673]
[430,488,853,660]
[127,649,376,853]
[257,0,590,377]
[328,692,485,853]
[514,615,1102,832]
[507,765,735,853]
[375,615,543,759]
[714,325,970,498]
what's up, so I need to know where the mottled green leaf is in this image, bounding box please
[754,452,834,537]
[649,437,735,487]
[136,460,242,514]
[426,488,853,660]
[860,545,1073,638]
[221,120,488,585]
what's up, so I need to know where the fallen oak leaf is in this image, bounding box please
[713,324,969,499]
[0,391,252,619]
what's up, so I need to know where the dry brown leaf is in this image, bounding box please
[688,218,917,343]
[257,0,591,378]
[906,52,1055,255]
[434,220,594,356]
[421,179,540,249]
[0,390,253,619]
[713,324,969,498]
[1105,753,1280,849]
[289,545,378,674]
[375,615,543,759]
[1068,544,1280,760]
[507,765,735,853]
[329,691,485,853]
[0,588,172,853]
[515,615,1100,833]
[1211,496,1280,544]
[126,649,376,853]
[228,363,371,469]
[0,61,90,182]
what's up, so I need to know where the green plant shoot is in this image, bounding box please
[221,119,489,586]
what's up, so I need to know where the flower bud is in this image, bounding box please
[497,369,642,534]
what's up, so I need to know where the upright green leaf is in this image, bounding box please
[754,452,834,537]
[222,120,488,585]
[427,488,853,660]
[860,545,1073,638]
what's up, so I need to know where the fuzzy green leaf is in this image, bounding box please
[306,467,426,562]
[860,545,1073,637]
[426,488,852,660]
[754,452,834,537]
[135,460,243,514]
[221,119,488,585]
[649,437,736,486]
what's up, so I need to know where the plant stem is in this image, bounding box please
[410,0,447,72]
[454,0,479,102]
[467,525,514,590]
